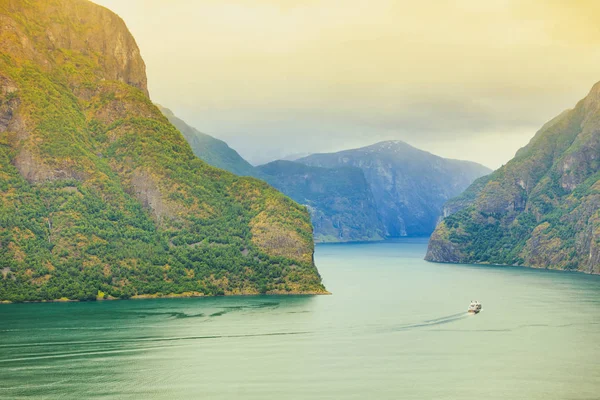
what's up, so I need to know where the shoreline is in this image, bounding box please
[424,259,600,276]
[315,236,430,245]
[0,290,332,305]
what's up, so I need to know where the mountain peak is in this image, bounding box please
[362,140,416,152]
[373,139,411,146]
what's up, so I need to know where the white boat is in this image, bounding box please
[468,301,482,314]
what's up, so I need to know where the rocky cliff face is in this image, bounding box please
[0,0,326,301]
[1,0,148,96]
[298,141,491,237]
[426,81,600,274]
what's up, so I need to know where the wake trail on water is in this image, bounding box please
[0,331,311,354]
[388,311,469,332]
[423,312,466,323]
[0,378,71,391]
[0,346,183,363]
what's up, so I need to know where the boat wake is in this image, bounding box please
[0,330,310,352]
[389,312,468,332]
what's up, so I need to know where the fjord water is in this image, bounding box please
[1,240,599,399]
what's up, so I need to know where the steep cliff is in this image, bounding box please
[0,0,326,301]
[298,141,491,237]
[426,82,600,274]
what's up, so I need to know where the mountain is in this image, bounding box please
[257,161,384,242]
[297,141,492,237]
[147,87,490,244]
[280,152,312,162]
[0,0,326,302]
[157,105,259,178]
[426,82,600,274]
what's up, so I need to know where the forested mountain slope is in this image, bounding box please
[426,82,600,274]
[0,0,326,302]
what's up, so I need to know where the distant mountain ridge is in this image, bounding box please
[297,141,492,237]
[426,81,600,274]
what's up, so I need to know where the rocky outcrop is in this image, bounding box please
[129,168,175,222]
[424,224,464,263]
[426,81,600,274]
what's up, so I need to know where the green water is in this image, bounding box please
[1,239,599,399]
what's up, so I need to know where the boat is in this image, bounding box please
[468,301,482,314]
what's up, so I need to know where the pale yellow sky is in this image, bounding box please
[94,0,600,168]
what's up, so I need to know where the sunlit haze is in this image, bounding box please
[94,0,600,169]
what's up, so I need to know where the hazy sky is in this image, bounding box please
[94,0,600,169]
